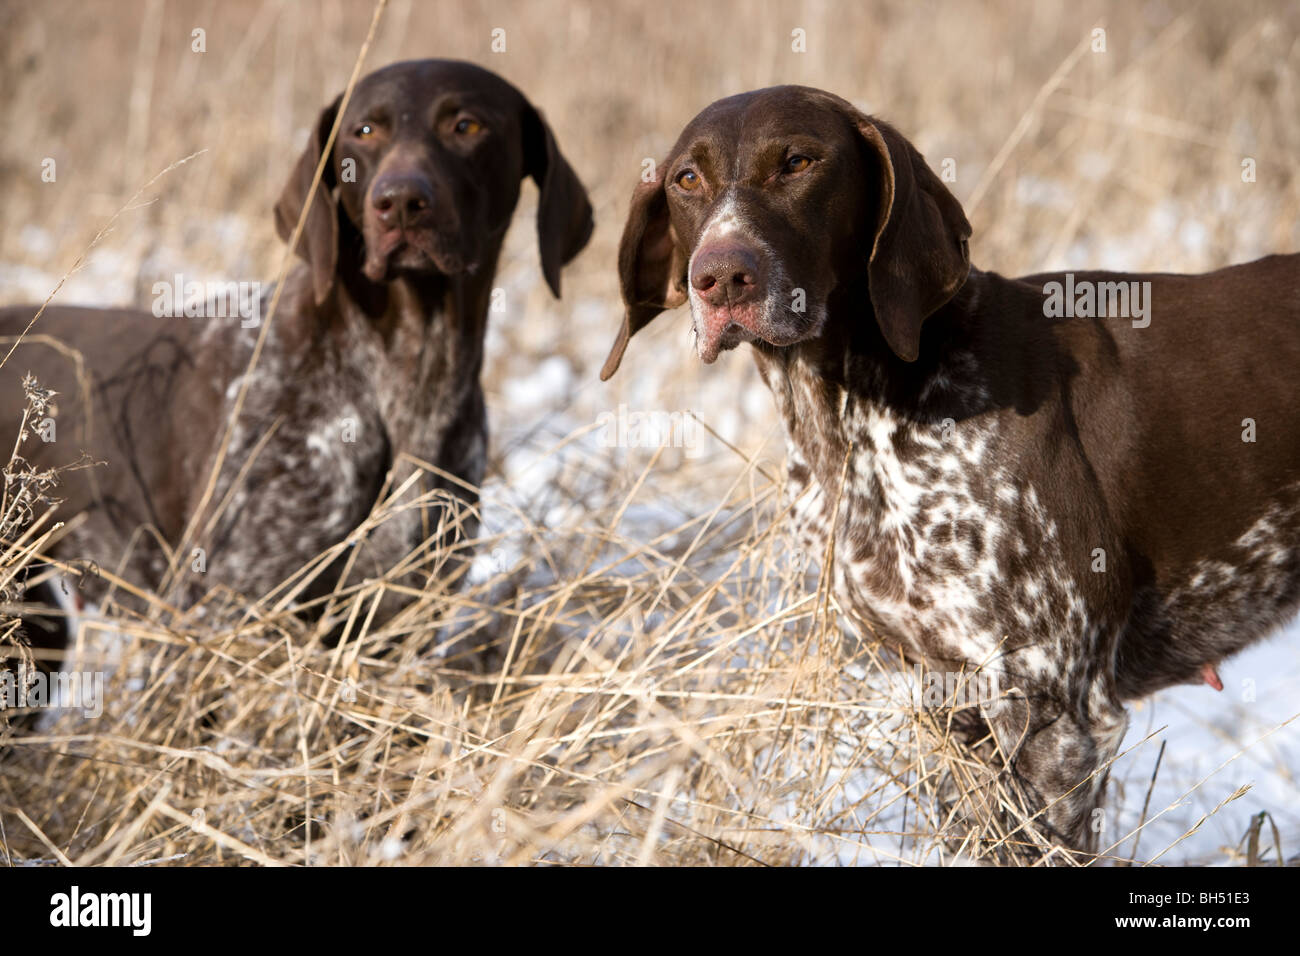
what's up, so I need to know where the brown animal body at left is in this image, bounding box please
[1,59,593,637]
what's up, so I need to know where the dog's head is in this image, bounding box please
[275,59,594,304]
[601,86,970,379]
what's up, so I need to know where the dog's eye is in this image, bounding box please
[454,117,483,135]
[355,123,376,139]
[675,169,702,191]
[784,155,813,174]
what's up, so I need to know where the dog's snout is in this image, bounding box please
[370,173,435,227]
[691,242,762,305]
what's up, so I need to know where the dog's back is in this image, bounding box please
[0,305,220,594]
[1006,255,1300,696]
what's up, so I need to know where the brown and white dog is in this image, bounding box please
[601,85,1300,855]
[1,59,592,641]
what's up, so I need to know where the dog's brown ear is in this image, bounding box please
[274,95,342,307]
[852,113,971,362]
[524,106,594,298]
[600,166,688,381]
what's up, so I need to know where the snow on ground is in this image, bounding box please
[1108,629,1299,864]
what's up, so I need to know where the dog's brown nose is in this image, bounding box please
[691,242,762,306]
[371,174,434,228]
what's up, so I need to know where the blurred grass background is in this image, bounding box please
[3,0,1297,444]
[1,0,1297,866]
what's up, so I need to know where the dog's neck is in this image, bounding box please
[751,267,1056,491]
[334,235,503,367]
[278,242,504,465]
[748,267,1075,652]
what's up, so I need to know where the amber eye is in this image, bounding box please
[676,169,702,191]
[784,155,812,174]
[454,117,482,135]
[355,123,376,139]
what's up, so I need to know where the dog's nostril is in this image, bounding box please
[692,243,762,298]
[372,177,434,221]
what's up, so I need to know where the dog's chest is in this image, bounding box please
[767,358,1095,681]
[201,307,484,560]
[335,315,487,539]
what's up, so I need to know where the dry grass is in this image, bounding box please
[1,0,1298,866]
[0,437,1109,867]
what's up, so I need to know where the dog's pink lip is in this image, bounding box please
[697,304,754,363]
[697,300,804,362]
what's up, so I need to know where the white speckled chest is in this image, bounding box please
[763,352,1103,699]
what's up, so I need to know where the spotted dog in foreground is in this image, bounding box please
[1,59,593,642]
[601,84,1299,856]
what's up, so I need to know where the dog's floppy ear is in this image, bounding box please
[274,94,342,307]
[850,110,971,362]
[523,105,594,298]
[600,166,688,381]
